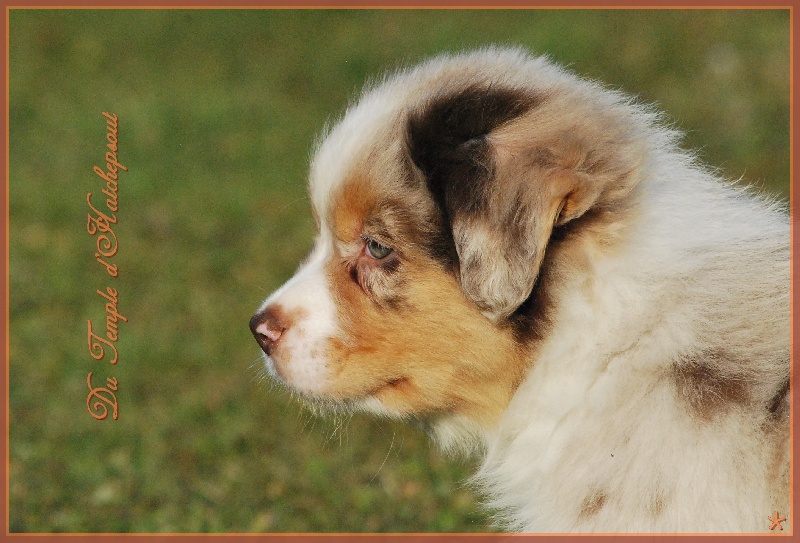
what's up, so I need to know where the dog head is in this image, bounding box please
[250,47,647,435]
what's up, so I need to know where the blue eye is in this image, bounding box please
[366,238,393,259]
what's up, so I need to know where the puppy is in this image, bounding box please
[250,47,790,533]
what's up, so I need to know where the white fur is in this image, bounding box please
[257,236,339,396]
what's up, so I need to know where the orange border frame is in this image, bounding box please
[1,2,796,542]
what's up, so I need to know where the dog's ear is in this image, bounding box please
[407,84,643,322]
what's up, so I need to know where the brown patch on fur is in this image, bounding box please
[647,491,667,517]
[767,377,790,417]
[406,84,543,213]
[579,490,607,519]
[317,171,530,422]
[403,78,645,323]
[331,173,379,243]
[333,169,453,265]
[672,351,749,421]
[323,251,527,423]
[508,254,554,344]
[650,497,665,517]
[329,173,439,310]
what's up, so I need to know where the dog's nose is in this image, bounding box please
[249,306,287,355]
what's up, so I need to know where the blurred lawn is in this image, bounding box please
[8,8,789,533]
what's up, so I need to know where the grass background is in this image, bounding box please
[8,8,790,533]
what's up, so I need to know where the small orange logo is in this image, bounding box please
[768,511,787,531]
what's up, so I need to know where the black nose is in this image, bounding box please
[249,306,287,355]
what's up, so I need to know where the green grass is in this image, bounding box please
[8,8,790,533]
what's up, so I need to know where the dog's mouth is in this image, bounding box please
[367,376,413,406]
[376,376,410,393]
[264,355,411,405]
[326,376,414,406]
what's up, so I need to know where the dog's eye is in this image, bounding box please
[365,238,393,260]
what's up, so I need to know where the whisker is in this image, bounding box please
[368,429,397,486]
